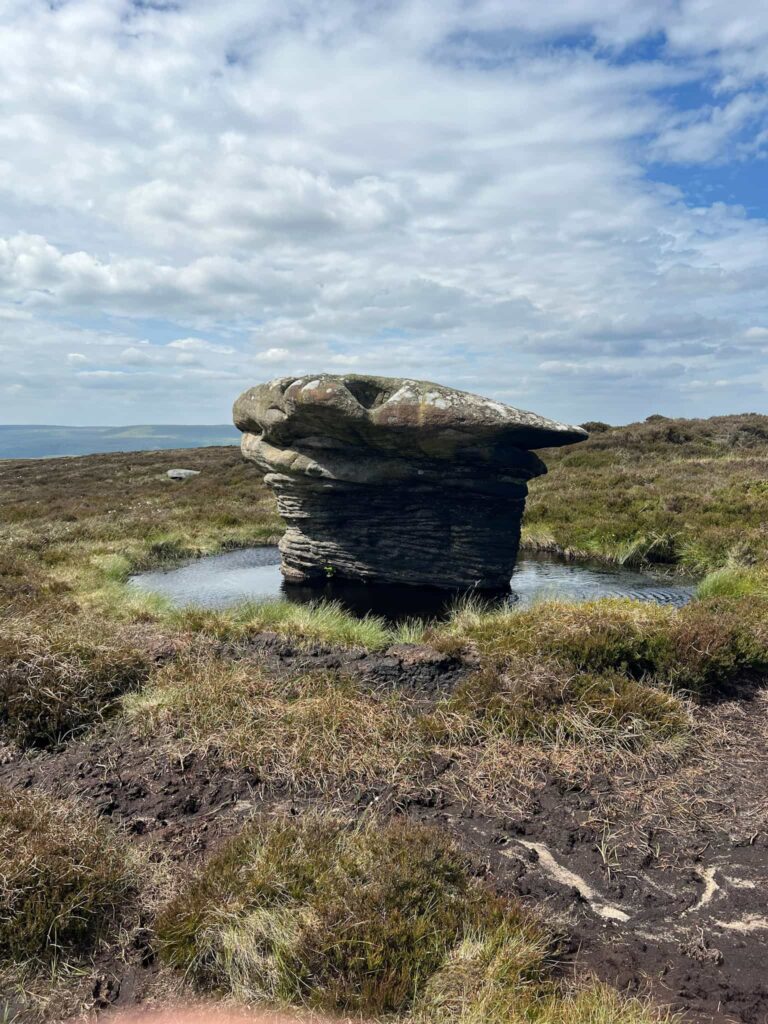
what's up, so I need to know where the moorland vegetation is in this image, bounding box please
[0,413,767,1022]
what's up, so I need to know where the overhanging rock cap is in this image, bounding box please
[233,373,588,458]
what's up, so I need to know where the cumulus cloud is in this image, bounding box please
[260,348,291,363]
[168,338,236,354]
[1,0,767,424]
[650,92,768,165]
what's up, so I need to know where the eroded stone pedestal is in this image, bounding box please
[233,374,586,590]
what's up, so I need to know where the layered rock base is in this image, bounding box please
[234,374,586,590]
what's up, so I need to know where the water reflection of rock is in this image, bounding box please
[233,374,586,590]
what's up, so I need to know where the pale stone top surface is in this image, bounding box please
[233,373,587,459]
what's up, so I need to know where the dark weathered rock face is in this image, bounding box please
[234,374,587,590]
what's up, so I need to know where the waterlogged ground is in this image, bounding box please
[127,546,695,619]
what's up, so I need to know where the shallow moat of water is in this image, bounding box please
[127,546,695,620]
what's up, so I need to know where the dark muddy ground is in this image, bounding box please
[2,639,767,1024]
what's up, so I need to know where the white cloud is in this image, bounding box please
[78,369,128,379]
[120,346,156,365]
[651,92,768,164]
[0,0,767,424]
[168,337,236,354]
[260,347,291,362]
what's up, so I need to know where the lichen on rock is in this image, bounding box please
[234,374,587,590]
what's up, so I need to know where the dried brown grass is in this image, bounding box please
[0,615,158,747]
[125,657,425,792]
[0,786,134,961]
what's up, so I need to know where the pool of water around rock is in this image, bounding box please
[127,546,696,621]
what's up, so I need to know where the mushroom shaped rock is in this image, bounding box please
[234,374,587,590]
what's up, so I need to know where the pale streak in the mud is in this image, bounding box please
[686,866,719,914]
[714,915,768,933]
[508,840,631,923]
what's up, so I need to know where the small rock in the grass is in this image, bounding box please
[167,468,200,481]
[234,372,587,590]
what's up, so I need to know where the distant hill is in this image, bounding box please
[0,424,239,460]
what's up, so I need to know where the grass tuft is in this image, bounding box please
[438,597,768,695]
[696,565,768,600]
[438,660,690,751]
[0,617,157,747]
[411,936,677,1023]
[167,598,395,650]
[156,813,546,1015]
[158,814,676,1023]
[0,787,134,962]
[124,657,424,790]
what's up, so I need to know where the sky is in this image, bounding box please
[1,0,767,427]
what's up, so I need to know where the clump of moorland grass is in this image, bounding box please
[125,648,692,804]
[696,565,768,600]
[0,617,157,746]
[438,596,768,695]
[432,660,690,752]
[411,934,677,1023]
[166,598,423,650]
[0,550,71,614]
[124,657,426,790]
[0,787,134,962]
[156,814,549,1015]
[158,814,674,1023]
[539,987,680,1024]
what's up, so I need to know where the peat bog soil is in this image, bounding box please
[2,637,767,1024]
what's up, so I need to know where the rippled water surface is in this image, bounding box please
[127,545,695,620]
